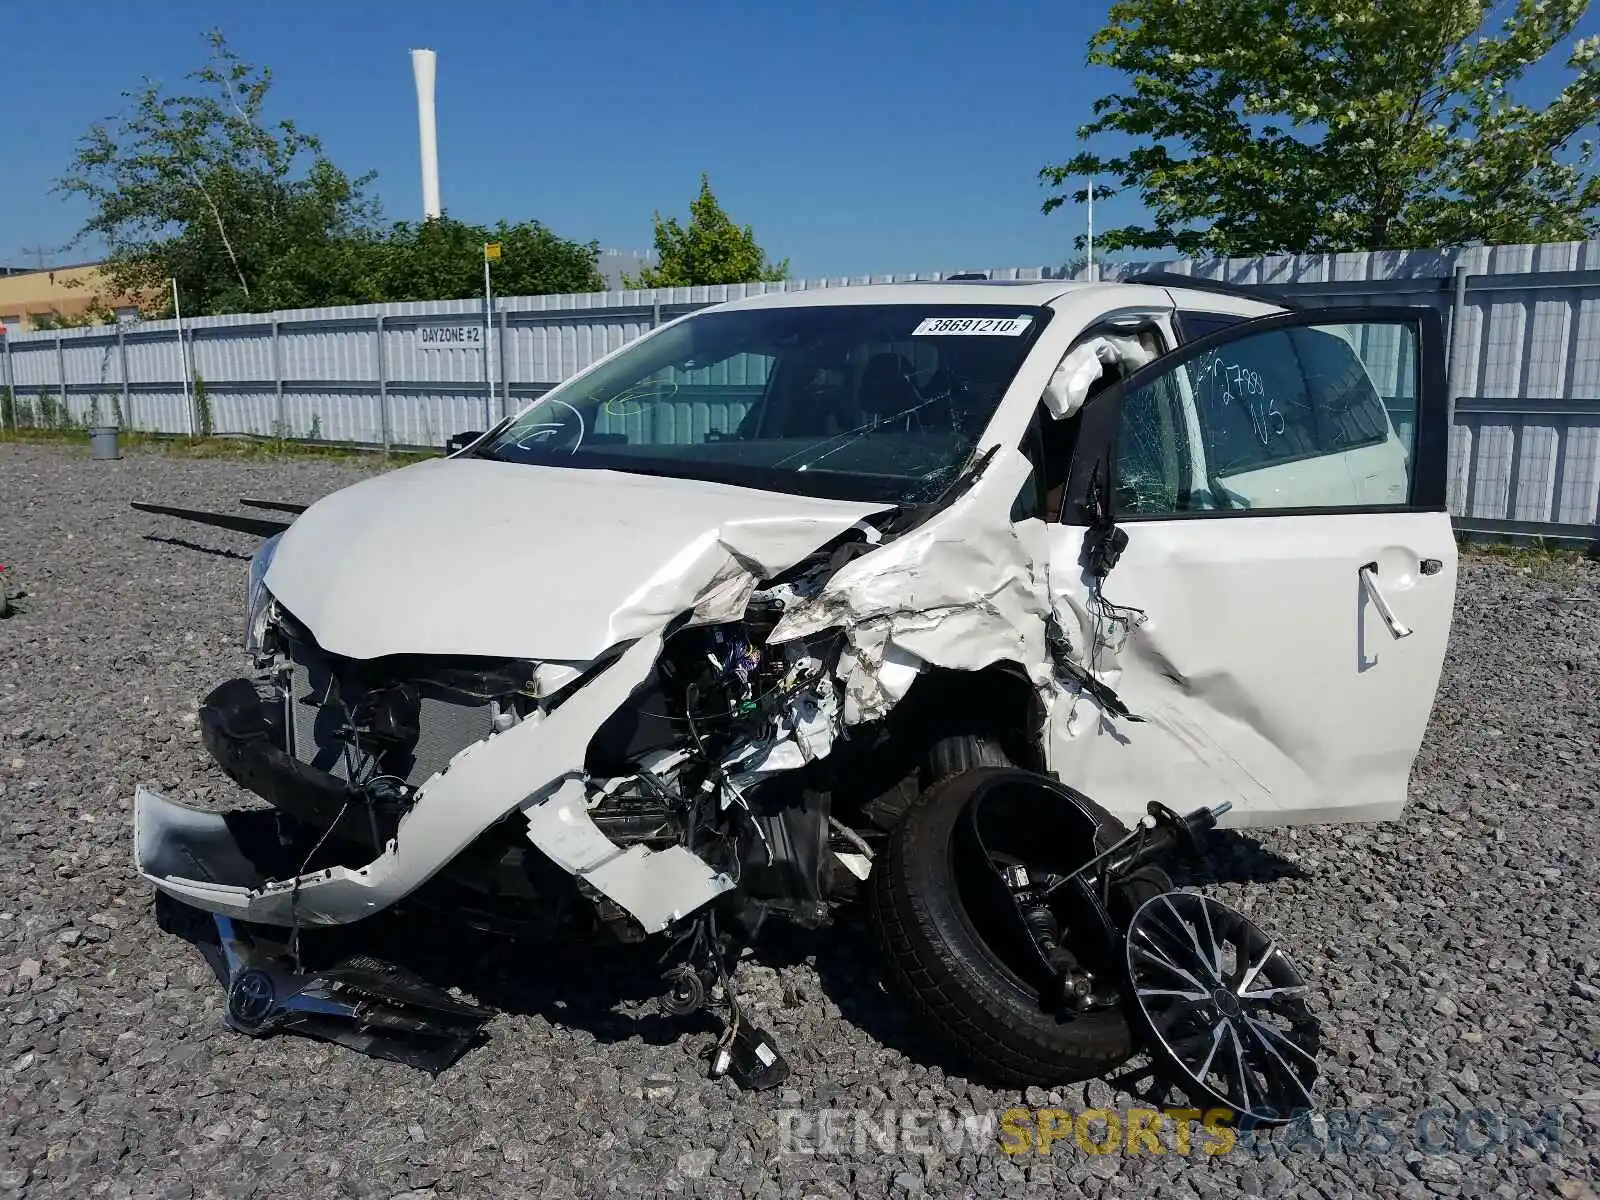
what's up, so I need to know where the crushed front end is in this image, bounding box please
[135,532,869,1083]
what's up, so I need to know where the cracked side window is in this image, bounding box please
[1116,372,1191,513]
[1115,320,1416,515]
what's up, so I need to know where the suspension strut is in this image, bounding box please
[1001,861,1103,1011]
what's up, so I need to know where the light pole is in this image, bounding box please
[172,278,195,436]
[483,242,500,429]
[1086,179,1096,282]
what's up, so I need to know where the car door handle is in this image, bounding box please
[1360,563,1413,639]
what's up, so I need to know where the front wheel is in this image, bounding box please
[868,767,1138,1086]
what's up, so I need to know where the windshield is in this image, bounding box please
[475,303,1051,504]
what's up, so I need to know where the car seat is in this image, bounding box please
[857,353,923,428]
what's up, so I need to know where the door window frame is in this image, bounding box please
[1059,305,1448,525]
[1017,311,1175,523]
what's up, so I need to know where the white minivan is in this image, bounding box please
[133,275,1455,1107]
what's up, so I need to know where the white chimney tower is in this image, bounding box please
[410,48,442,220]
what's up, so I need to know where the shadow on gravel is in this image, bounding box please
[150,891,717,1053]
[153,887,977,1079]
[142,534,254,561]
[329,916,721,1049]
[1097,1055,1208,1111]
[1178,829,1306,887]
[318,904,961,1071]
[150,832,1304,1085]
[759,912,979,1079]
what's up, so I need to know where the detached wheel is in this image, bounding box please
[868,767,1138,1086]
[1124,892,1319,1125]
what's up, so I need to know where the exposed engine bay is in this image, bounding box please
[221,563,860,943]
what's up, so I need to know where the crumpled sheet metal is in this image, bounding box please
[134,634,675,925]
[769,449,1055,724]
[729,670,842,783]
[523,778,736,933]
[1037,518,1425,829]
[1041,335,1156,420]
[1039,608,1317,827]
[1038,528,1272,820]
[607,515,881,641]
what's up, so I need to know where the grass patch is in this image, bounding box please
[0,425,93,445]
[0,426,437,467]
[1458,534,1596,571]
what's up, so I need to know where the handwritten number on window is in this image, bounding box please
[1194,351,1282,447]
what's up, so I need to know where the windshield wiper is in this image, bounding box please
[466,410,536,461]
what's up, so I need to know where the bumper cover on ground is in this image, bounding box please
[155,894,492,1074]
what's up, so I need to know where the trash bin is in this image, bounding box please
[89,426,121,461]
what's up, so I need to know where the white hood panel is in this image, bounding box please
[264,458,888,661]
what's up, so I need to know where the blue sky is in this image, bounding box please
[2,1,1595,280]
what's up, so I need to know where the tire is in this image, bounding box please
[862,735,1014,833]
[922,734,1013,790]
[868,767,1138,1086]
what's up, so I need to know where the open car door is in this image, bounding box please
[1041,307,1456,828]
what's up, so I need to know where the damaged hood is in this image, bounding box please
[265,458,889,661]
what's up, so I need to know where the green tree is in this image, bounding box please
[58,30,382,315]
[1041,0,1600,256]
[57,31,604,315]
[625,174,788,287]
[372,215,604,301]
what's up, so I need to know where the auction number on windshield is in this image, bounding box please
[912,316,1033,336]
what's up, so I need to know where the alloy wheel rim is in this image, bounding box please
[1124,891,1319,1124]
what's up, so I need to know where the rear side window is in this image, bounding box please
[1177,311,1246,342]
[1291,325,1396,453]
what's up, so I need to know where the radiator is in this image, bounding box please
[284,642,496,787]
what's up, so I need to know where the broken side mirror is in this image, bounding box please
[445,431,485,455]
[1084,522,1128,578]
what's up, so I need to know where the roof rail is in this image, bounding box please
[1119,270,1301,310]
[945,272,989,281]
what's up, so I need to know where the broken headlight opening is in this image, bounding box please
[243,533,281,655]
[582,604,851,928]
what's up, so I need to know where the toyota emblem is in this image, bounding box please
[227,969,277,1027]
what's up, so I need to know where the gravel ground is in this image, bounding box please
[1,440,1597,1200]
